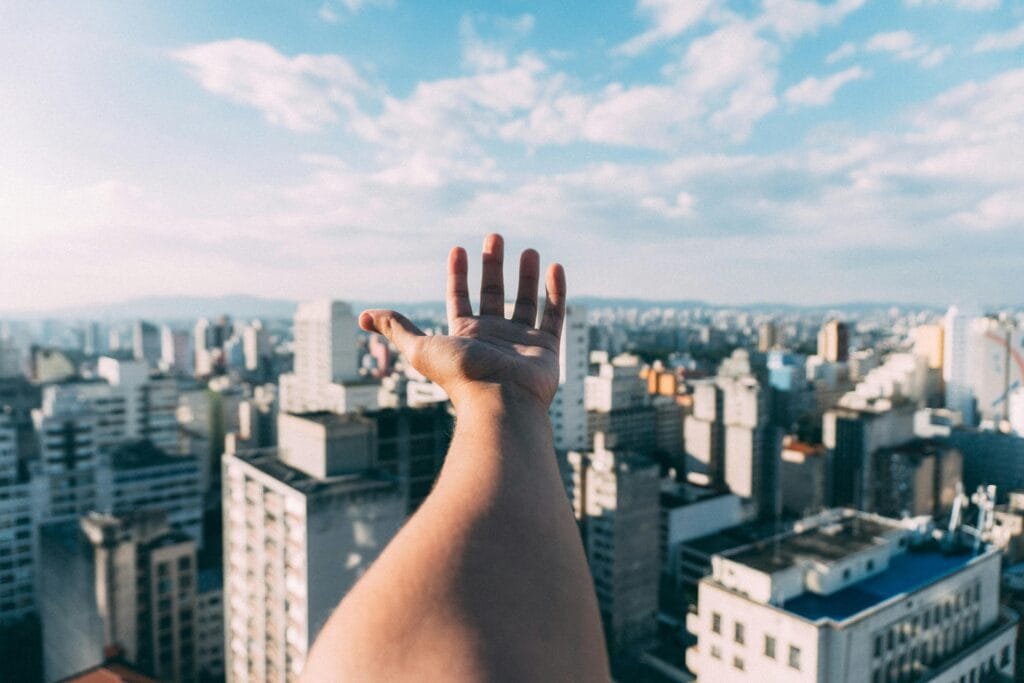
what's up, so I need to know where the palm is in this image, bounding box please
[360,234,567,408]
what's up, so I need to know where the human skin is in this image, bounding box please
[300,234,610,682]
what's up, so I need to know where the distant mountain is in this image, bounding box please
[2,295,300,322]
[1,294,958,322]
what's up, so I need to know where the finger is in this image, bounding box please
[446,246,472,327]
[539,263,567,339]
[359,309,426,362]
[479,233,505,317]
[511,248,540,326]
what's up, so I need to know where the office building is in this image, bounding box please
[969,316,1024,424]
[817,319,849,363]
[823,400,916,509]
[870,439,962,519]
[0,336,21,378]
[371,404,453,513]
[196,568,224,681]
[39,510,198,683]
[160,326,193,375]
[780,437,828,517]
[551,304,588,452]
[132,321,162,367]
[685,379,725,485]
[951,426,1024,499]
[222,412,405,681]
[686,510,1018,682]
[97,440,203,546]
[98,357,179,452]
[242,320,269,373]
[279,300,379,414]
[758,320,779,353]
[569,434,660,654]
[585,353,658,454]
[944,306,977,426]
[0,413,36,623]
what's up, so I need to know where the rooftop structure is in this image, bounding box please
[687,509,1018,682]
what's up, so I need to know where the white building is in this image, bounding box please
[279,300,379,414]
[0,336,21,378]
[222,412,405,682]
[98,356,179,452]
[686,510,1018,682]
[161,325,193,375]
[969,316,1024,425]
[243,320,269,372]
[944,306,977,426]
[568,434,660,653]
[551,305,588,452]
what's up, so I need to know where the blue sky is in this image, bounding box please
[1,0,1023,311]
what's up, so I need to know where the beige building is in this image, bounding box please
[222,412,405,682]
[687,510,1017,682]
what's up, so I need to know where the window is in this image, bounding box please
[711,645,721,660]
[874,634,883,657]
[733,656,745,671]
[843,568,851,580]
[789,645,801,670]
[765,635,776,659]
[734,622,745,645]
[867,559,875,571]
[711,612,721,634]
[1001,646,1011,668]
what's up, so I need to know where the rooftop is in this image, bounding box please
[235,448,397,496]
[727,516,895,573]
[784,544,976,622]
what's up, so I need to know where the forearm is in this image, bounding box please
[301,388,609,681]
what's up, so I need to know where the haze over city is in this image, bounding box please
[3,1,1024,311]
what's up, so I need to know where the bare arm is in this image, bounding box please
[300,234,609,681]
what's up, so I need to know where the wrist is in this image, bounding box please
[449,382,550,423]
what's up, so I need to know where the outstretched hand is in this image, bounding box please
[358,233,566,410]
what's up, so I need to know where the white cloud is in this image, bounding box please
[172,39,368,132]
[785,66,869,107]
[974,21,1024,52]
[613,0,721,56]
[318,3,339,23]
[459,13,535,72]
[905,0,999,10]
[865,30,951,68]
[757,0,866,41]
[826,41,857,63]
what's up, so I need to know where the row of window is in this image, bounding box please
[710,611,801,670]
[872,582,982,658]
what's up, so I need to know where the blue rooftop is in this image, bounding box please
[785,548,976,622]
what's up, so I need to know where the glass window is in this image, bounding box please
[711,645,721,660]
[789,645,801,670]
[734,656,745,671]
[734,622,745,645]
[712,612,721,634]
[765,635,776,659]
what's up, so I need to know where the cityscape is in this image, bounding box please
[1,300,1024,681]
[4,0,1024,681]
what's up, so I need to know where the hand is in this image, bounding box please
[359,234,566,409]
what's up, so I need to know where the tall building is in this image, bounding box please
[132,321,162,367]
[196,569,225,681]
[160,326,193,375]
[97,440,203,546]
[0,336,21,378]
[279,300,379,414]
[817,319,849,363]
[39,510,199,683]
[944,305,977,426]
[968,316,1024,424]
[551,304,588,452]
[585,353,657,453]
[684,379,725,485]
[222,412,405,681]
[823,400,916,509]
[370,404,453,514]
[98,357,179,452]
[242,320,269,373]
[870,439,962,519]
[0,412,36,623]
[569,434,660,655]
[779,437,828,517]
[686,510,1018,682]
[758,320,779,353]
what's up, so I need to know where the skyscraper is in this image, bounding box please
[97,356,179,452]
[279,300,379,414]
[817,319,849,363]
[222,412,405,681]
[0,412,35,623]
[551,304,588,452]
[944,305,977,425]
[39,510,198,682]
[132,321,162,367]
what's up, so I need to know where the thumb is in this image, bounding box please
[359,309,426,362]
